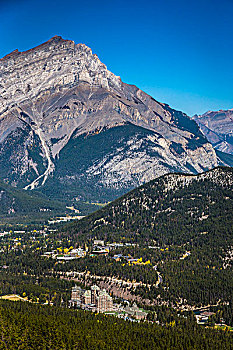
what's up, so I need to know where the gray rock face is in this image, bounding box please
[0,36,222,201]
[193,110,233,155]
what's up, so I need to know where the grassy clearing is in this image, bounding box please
[0,294,27,301]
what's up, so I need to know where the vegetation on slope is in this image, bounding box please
[0,301,233,350]
[0,179,66,217]
[62,167,233,310]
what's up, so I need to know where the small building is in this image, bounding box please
[94,240,105,246]
[57,256,76,261]
[92,249,109,256]
[124,303,147,320]
[195,311,215,324]
[134,311,148,320]
[69,248,86,257]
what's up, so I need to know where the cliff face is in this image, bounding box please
[0,36,221,201]
[193,110,233,155]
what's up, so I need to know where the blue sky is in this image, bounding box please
[0,0,233,116]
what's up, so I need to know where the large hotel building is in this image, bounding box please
[70,284,113,312]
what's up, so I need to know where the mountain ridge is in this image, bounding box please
[193,109,233,155]
[67,166,233,243]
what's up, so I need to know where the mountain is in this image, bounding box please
[0,36,229,202]
[67,167,233,308]
[193,109,233,155]
[67,166,233,244]
[0,179,66,218]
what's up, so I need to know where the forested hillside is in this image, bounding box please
[0,301,233,350]
[68,166,233,245]
[64,167,233,311]
[0,179,66,217]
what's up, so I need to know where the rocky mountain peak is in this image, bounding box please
[0,36,122,115]
[0,35,69,62]
[0,37,227,200]
[193,109,233,155]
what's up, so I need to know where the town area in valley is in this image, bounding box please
[0,222,232,330]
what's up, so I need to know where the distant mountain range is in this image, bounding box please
[0,36,232,203]
[193,109,233,155]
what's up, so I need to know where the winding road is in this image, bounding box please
[153,265,163,287]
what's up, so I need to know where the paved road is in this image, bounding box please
[153,265,163,287]
[157,273,163,286]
